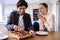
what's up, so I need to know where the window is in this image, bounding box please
[0,4,3,22]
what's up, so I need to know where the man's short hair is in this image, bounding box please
[17,0,28,8]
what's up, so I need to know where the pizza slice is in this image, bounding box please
[9,30,32,40]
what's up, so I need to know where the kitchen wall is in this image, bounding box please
[0,0,59,31]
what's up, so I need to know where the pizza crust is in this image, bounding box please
[9,31,20,40]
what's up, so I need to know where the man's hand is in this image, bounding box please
[13,25,19,31]
[29,30,35,37]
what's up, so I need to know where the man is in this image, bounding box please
[6,0,35,35]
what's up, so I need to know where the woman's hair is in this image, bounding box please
[16,0,28,8]
[39,3,48,9]
[39,3,48,12]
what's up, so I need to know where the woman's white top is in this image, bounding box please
[38,13,55,32]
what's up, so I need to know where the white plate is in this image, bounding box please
[35,31,48,35]
[0,31,8,39]
[0,35,8,39]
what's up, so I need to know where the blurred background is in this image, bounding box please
[0,0,60,31]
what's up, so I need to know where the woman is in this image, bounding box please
[38,3,55,32]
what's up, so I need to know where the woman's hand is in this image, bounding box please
[38,14,46,24]
[38,14,46,28]
[29,30,35,37]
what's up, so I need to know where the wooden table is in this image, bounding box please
[7,32,60,40]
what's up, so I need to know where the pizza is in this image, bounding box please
[9,30,32,40]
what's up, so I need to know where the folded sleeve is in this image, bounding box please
[6,24,14,31]
[44,15,55,32]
